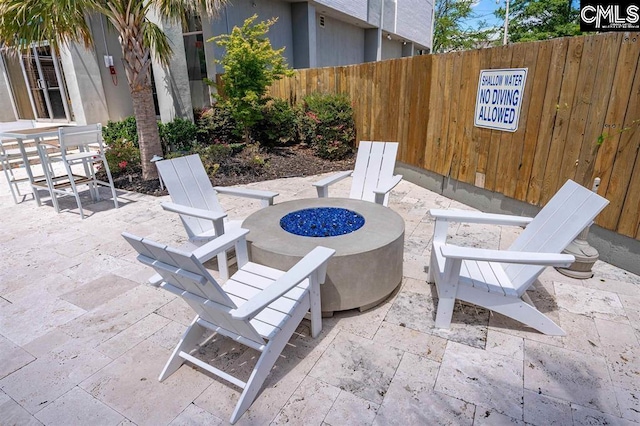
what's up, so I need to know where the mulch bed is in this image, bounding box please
[110,145,355,197]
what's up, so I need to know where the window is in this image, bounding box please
[183,12,210,108]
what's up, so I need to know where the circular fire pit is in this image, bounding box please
[280,207,365,237]
[242,198,404,315]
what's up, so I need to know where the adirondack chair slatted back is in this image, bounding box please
[505,180,609,292]
[156,154,224,239]
[350,141,399,203]
[122,232,265,345]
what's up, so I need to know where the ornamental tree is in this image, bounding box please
[211,14,293,142]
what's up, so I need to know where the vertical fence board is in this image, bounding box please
[557,36,603,190]
[437,53,460,177]
[595,34,640,202]
[485,46,513,192]
[396,58,411,161]
[515,41,550,200]
[474,50,494,179]
[618,134,640,238]
[424,55,443,172]
[599,39,640,230]
[455,49,481,184]
[434,54,455,175]
[541,37,584,204]
[406,56,428,166]
[574,34,622,186]
[526,38,569,205]
[502,42,537,198]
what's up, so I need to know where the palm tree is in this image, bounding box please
[0,0,227,180]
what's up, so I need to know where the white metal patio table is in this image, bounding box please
[0,125,65,208]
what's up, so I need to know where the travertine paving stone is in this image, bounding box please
[34,387,124,426]
[0,335,35,379]
[1,172,639,425]
[522,389,572,426]
[79,340,212,426]
[309,331,403,405]
[168,403,224,426]
[272,376,341,424]
[524,340,619,416]
[323,390,379,426]
[0,340,111,414]
[374,352,475,425]
[386,289,490,348]
[0,391,43,426]
[435,341,524,419]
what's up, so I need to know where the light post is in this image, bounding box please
[503,0,510,45]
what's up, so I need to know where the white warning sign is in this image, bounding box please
[474,68,528,132]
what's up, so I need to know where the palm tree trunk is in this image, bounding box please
[131,84,162,180]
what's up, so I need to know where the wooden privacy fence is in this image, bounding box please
[267,32,640,240]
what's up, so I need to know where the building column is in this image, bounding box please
[291,2,317,69]
[364,28,381,62]
[147,8,194,122]
[58,43,109,125]
[0,55,19,121]
[402,41,415,57]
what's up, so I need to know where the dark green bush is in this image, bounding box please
[158,117,197,154]
[102,116,138,147]
[192,143,233,175]
[251,98,298,148]
[102,116,140,175]
[300,93,355,160]
[196,103,243,145]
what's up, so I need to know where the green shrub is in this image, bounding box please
[102,116,138,147]
[192,143,233,175]
[251,98,298,148]
[210,15,294,141]
[101,116,140,175]
[104,138,141,176]
[300,93,355,160]
[196,103,243,145]
[158,117,197,154]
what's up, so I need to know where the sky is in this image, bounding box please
[469,0,505,30]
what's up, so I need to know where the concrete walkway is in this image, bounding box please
[1,170,639,425]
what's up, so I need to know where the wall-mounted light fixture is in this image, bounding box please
[386,34,392,40]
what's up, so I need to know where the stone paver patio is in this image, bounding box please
[1,169,639,425]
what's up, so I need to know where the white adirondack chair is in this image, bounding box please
[122,228,334,424]
[155,154,278,280]
[428,180,609,336]
[313,141,403,206]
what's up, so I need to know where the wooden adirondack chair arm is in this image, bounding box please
[213,186,279,206]
[231,246,336,320]
[191,228,251,261]
[429,209,533,226]
[373,174,403,195]
[439,244,574,266]
[161,201,227,222]
[313,170,353,189]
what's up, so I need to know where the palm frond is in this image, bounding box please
[143,22,172,66]
[0,0,93,51]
